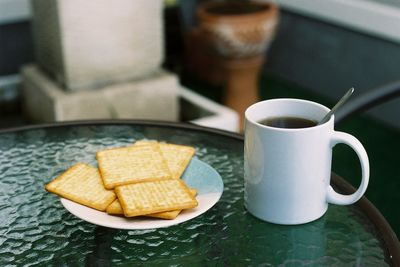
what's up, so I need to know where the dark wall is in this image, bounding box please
[264,10,400,128]
[0,21,34,76]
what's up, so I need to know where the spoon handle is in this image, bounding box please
[318,87,354,125]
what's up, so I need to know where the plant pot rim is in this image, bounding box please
[197,1,278,24]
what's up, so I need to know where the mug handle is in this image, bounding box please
[326,131,370,205]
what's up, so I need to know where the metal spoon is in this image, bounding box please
[318,87,354,125]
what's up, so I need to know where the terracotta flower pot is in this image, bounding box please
[196,1,279,131]
[197,1,279,59]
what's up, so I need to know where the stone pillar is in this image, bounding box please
[31,0,164,91]
[23,0,180,122]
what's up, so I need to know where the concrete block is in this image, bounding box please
[22,65,179,122]
[31,0,164,91]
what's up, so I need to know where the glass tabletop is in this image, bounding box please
[0,120,398,266]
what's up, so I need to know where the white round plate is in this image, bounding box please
[60,158,224,230]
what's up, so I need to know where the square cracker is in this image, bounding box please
[147,188,197,219]
[45,163,116,211]
[106,199,125,215]
[106,188,197,219]
[115,179,198,217]
[96,143,171,189]
[134,140,195,179]
[147,207,185,220]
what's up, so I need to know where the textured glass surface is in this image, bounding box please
[0,124,391,266]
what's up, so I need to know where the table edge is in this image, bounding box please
[0,119,398,264]
[0,119,243,140]
[331,173,400,265]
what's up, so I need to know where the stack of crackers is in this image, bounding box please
[45,140,198,220]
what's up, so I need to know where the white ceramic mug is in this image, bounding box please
[244,98,369,225]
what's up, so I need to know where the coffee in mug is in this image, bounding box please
[244,98,369,225]
[258,116,317,129]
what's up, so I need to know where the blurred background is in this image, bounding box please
[0,0,399,236]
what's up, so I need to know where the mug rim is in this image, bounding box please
[245,98,333,132]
